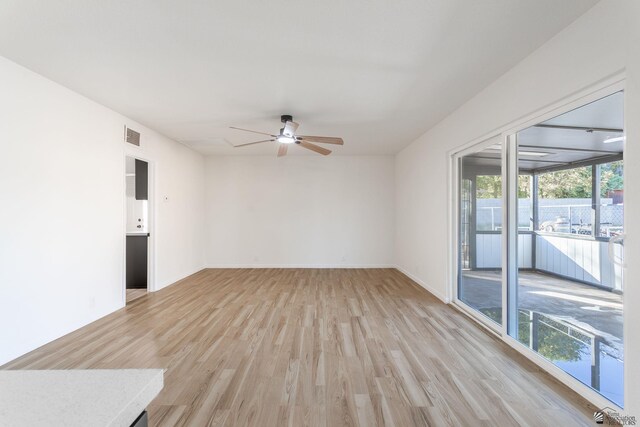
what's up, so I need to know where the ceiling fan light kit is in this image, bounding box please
[230,115,344,157]
[276,136,295,144]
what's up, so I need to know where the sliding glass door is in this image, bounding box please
[457,138,503,326]
[454,91,625,407]
[510,92,624,406]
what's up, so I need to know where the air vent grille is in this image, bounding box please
[125,127,141,146]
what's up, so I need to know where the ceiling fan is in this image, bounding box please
[230,115,344,157]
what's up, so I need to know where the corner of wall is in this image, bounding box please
[393,265,449,303]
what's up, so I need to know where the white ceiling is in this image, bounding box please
[0,0,598,156]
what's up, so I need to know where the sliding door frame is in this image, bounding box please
[450,134,504,334]
[448,75,626,411]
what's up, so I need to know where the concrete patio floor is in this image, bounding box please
[459,269,623,352]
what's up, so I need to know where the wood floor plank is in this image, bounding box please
[1,268,596,426]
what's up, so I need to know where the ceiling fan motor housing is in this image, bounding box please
[280,114,296,138]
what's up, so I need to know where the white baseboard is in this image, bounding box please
[154,265,208,291]
[205,264,396,269]
[393,265,449,303]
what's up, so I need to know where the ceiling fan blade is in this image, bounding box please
[282,121,299,137]
[234,139,274,147]
[297,135,344,145]
[298,141,331,155]
[277,143,288,157]
[230,126,277,137]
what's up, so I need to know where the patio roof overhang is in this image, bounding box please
[461,91,624,176]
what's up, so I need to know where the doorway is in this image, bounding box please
[453,89,625,408]
[125,156,149,303]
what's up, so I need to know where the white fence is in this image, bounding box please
[476,198,623,232]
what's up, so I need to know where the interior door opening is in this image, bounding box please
[125,156,149,303]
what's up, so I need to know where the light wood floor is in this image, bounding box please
[126,288,147,303]
[2,269,596,426]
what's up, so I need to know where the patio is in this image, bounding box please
[460,270,622,348]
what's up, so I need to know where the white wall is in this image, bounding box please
[0,56,205,365]
[395,0,640,413]
[205,155,394,267]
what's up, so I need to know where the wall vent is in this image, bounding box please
[125,126,141,146]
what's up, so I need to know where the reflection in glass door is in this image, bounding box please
[457,140,503,325]
[510,92,624,406]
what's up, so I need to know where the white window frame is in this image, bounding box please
[447,75,626,411]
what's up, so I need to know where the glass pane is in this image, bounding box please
[518,174,533,232]
[458,142,503,325]
[538,166,592,235]
[476,175,502,231]
[599,160,624,238]
[512,91,624,407]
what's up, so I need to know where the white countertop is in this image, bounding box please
[0,369,163,427]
